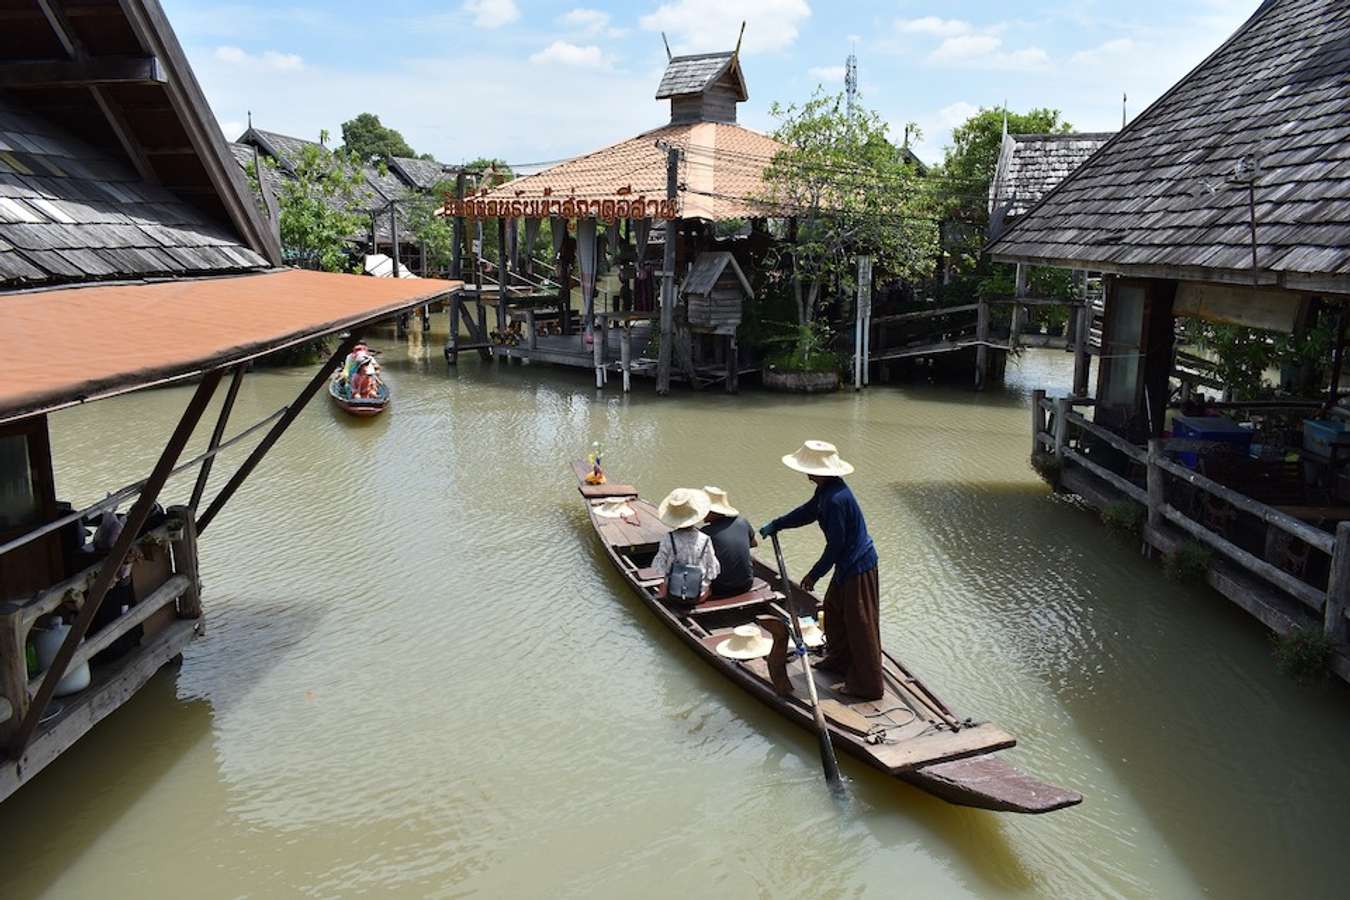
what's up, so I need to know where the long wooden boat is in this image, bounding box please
[328,376,389,417]
[572,462,1082,814]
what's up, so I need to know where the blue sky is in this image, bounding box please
[165,0,1257,168]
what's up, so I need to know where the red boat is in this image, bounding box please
[329,375,389,416]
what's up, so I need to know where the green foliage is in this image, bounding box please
[758,91,939,325]
[1101,500,1144,538]
[247,133,374,273]
[1272,628,1334,683]
[763,320,841,373]
[1164,541,1213,584]
[340,112,417,163]
[1179,319,1338,401]
[403,177,458,272]
[932,107,1072,303]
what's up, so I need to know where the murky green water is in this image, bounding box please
[2,329,1348,899]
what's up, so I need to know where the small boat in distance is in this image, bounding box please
[328,376,389,416]
[572,461,1082,814]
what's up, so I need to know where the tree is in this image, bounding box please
[403,178,458,272]
[340,112,417,162]
[758,91,938,327]
[248,130,375,272]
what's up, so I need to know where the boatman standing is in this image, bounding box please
[760,441,883,701]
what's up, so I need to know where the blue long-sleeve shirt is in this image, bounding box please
[767,478,877,588]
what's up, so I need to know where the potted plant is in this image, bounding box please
[762,321,842,392]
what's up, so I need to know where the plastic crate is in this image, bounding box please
[1302,419,1350,458]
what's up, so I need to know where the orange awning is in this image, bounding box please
[2,268,461,422]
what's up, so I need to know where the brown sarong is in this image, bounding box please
[818,567,883,701]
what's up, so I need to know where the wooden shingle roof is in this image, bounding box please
[989,133,1112,233]
[989,0,1350,294]
[0,96,267,287]
[655,52,746,101]
[389,156,456,191]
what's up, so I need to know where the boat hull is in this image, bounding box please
[573,462,1081,814]
[329,379,388,416]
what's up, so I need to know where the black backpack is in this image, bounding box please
[665,533,705,602]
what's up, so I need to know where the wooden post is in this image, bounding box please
[0,614,28,745]
[390,202,401,278]
[656,145,680,396]
[447,294,461,365]
[1073,272,1091,396]
[190,363,245,511]
[593,313,605,388]
[1323,303,1348,415]
[496,218,509,338]
[525,308,537,353]
[1032,388,1047,456]
[1053,396,1069,461]
[726,334,739,394]
[167,505,202,620]
[1325,521,1350,641]
[974,298,990,390]
[1011,263,1028,350]
[1146,438,1164,534]
[621,322,633,393]
[558,225,574,336]
[451,172,465,280]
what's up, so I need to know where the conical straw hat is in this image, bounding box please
[782,440,854,477]
[657,488,711,529]
[798,617,825,648]
[716,624,774,660]
[702,486,739,517]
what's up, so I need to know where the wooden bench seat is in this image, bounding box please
[688,578,780,615]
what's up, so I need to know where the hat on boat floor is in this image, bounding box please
[593,497,635,519]
[702,486,739,517]
[658,488,711,529]
[798,617,825,648]
[716,624,774,660]
[782,440,854,477]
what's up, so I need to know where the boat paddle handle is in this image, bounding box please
[770,533,844,794]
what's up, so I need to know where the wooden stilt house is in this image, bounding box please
[0,0,461,802]
[990,0,1350,682]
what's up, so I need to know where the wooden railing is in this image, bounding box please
[0,508,199,741]
[1033,391,1350,642]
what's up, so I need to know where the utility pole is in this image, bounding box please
[656,142,681,396]
[451,171,465,279]
[845,49,858,118]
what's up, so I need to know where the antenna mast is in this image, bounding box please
[845,48,858,117]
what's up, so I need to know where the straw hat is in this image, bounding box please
[716,624,774,660]
[798,617,825,648]
[658,488,711,529]
[702,486,739,518]
[781,440,854,477]
[593,497,635,519]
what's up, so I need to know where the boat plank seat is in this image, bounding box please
[571,460,638,499]
[688,578,780,615]
[594,502,668,551]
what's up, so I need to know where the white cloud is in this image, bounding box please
[808,65,845,82]
[937,101,978,128]
[640,0,811,55]
[463,0,519,29]
[896,17,972,38]
[558,7,628,38]
[924,32,1049,71]
[529,40,609,69]
[213,45,304,71]
[1070,37,1136,65]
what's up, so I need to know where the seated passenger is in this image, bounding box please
[652,488,720,604]
[700,486,758,598]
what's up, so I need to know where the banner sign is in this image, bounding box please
[440,195,678,221]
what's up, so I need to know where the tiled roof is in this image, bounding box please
[655,52,744,100]
[989,0,1350,292]
[991,133,1112,219]
[0,96,268,288]
[477,122,785,221]
[389,156,456,191]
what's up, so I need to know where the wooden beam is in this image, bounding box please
[90,86,160,185]
[0,55,164,88]
[7,370,221,758]
[190,363,245,511]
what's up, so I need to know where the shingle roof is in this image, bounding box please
[475,122,785,221]
[655,52,746,100]
[989,0,1350,293]
[0,96,268,288]
[991,133,1112,219]
[389,156,456,191]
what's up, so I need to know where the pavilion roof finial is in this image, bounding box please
[734,21,745,59]
[662,32,672,61]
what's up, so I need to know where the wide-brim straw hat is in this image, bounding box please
[716,624,774,660]
[782,440,854,477]
[798,618,825,648]
[702,485,739,518]
[594,497,634,519]
[658,488,711,529]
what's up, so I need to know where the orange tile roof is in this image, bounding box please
[2,268,460,422]
[467,122,786,222]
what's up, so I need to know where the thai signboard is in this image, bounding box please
[440,196,679,221]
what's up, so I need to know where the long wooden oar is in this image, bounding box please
[770,534,844,794]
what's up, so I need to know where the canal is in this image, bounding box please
[2,331,1348,898]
